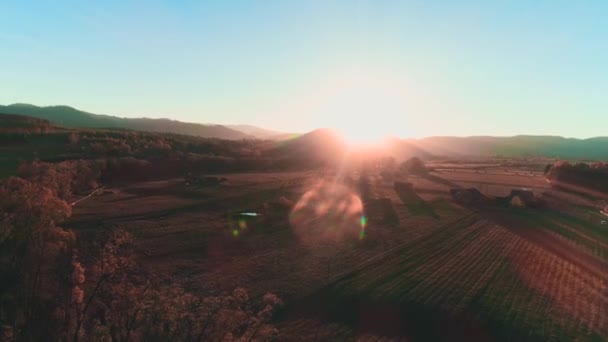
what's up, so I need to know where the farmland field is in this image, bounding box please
[65,164,608,341]
[283,214,607,340]
[69,170,468,299]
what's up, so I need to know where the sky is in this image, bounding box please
[1,1,607,139]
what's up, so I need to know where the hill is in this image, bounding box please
[0,103,254,140]
[270,130,608,166]
[270,130,436,169]
[414,135,608,160]
[269,128,349,166]
[226,125,285,139]
[0,112,54,133]
[275,131,608,162]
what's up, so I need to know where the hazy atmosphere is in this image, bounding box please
[2,2,608,342]
[2,1,607,138]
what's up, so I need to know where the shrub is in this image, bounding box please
[400,157,427,174]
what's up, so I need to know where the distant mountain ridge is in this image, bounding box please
[2,103,606,160]
[279,129,608,162]
[0,103,283,140]
[225,125,283,139]
[414,135,608,160]
[273,129,433,166]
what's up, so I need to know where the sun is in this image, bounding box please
[313,69,412,143]
[338,125,387,145]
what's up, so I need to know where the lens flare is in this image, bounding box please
[290,181,365,245]
[240,212,259,217]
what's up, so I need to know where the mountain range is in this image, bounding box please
[0,103,284,140]
[2,103,607,160]
[412,135,608,160]
[277,130,608,161]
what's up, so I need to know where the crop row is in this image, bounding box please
[508,239,607,337]
[330,216,607,340]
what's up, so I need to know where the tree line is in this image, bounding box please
[544,161,608,193]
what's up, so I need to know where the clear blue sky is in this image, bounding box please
[1,1,607,138]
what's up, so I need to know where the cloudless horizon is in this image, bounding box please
[1,1,607,139]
